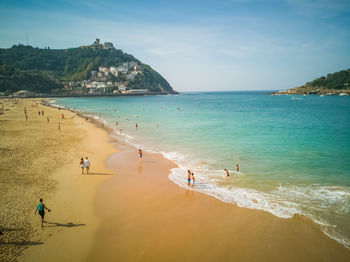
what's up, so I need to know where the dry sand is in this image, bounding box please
[0,98,116,261]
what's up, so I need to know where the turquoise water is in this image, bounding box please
[53,92,350,248]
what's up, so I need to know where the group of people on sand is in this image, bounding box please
[79,157,91,174]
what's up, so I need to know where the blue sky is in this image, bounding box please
[0,0,349,91]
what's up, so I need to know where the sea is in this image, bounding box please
[51,91,350,249]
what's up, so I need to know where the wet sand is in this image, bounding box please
[89,143,350,261]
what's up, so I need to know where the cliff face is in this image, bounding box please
[273,69,350,95]
[0,42,175,95]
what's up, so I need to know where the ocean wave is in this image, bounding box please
[167,164,350,249]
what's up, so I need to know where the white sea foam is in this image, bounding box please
[166,161,350,250]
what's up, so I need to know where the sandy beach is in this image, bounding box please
[1,98,350,261]
[0,98,116,261]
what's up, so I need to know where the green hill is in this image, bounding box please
[0,41,175,95]
[274,69,350,95]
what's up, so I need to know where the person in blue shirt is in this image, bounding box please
[35,198,51,227]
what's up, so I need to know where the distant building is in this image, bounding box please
[103,42,114,49]
[116,83,127,91]
[91,71,98,77]
[12,90,36,97]
[98,66,108,72]
[126,74,135,80]
[110,67,118,76]
[122,89,148,94]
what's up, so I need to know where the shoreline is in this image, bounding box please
[49,97,350,253]
[89,138,350,261]
[1,97,349,261]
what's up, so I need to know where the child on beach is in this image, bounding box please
[187,170,191,186]
[80,158,85,174]
[138,149,143,159]
[35,198,51,227]
[191,173,195,185]
[84,157,90,174]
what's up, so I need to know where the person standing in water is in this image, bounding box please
[187,170,191,186]
[35,198,51,227]
[80,158,85,174]
[138,149,143,159]
[235,164,239,172]
[224,168,230,177]
[191,173,195,185]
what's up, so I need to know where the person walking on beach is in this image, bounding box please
[138,149,143,160]
[84,157,90,174]
[80,158,85,174]
[58,122,61,132]
[47,117,49,123]
[61,113,64,119]
[224,168,230,177]
[35,198,51,227]
[235,164,239,172]
[187,170,191,186]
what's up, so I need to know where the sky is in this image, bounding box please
[0,0,349,92]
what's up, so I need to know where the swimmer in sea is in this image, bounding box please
[136,123,138,128]
[235,164,239,172]
[187,170,191,186]
[224,168,230,177]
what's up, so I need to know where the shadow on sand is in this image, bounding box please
[86,172,114,176]
[0,240,44,246]
[44,222,86,228]
[0,227,24,232]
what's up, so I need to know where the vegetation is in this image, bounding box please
[0,44,173,95]
[305,69,350,89]
[273,69,350,95]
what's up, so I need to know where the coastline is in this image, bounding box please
[1,98,349,261]
[88,141,350,261]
